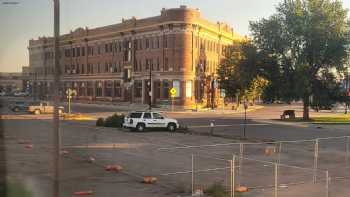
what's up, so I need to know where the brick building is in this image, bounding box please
[27,6,243,107]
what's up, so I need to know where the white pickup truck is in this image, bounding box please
[123,111,179,132]
[28,101,64,115]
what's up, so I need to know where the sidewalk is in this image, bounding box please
[64,99,264,114]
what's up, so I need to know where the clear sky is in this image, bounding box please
[0,0,349,73]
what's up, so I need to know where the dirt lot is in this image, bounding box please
[2,117,350,197]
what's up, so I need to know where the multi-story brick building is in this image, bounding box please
[27,6,243,107]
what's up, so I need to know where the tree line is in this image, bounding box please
[217,0,350,119]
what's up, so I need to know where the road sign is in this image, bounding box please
[220,89,226,97]
[170,88,177,97]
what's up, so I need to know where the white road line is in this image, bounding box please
[188,123,270,128]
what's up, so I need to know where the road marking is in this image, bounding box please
[188,123,270,128]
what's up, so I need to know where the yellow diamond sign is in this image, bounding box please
[170,88,177,97]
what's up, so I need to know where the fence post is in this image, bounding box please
[313,139,319,183]
[238,143,244,187]
[192,154,194,195]
[232,155,235,197]
[346,136,349,167]
[230,159,233,197]
[326,170,330,197]
[274,162,278,197]
[277,142,282,164]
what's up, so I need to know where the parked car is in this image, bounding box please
[13,92,29,97]
[9,101,29,112]
[28,101,64,115]
[123,111,179,132]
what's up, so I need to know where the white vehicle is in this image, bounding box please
[123,111,179,132]
[13,92,28,97]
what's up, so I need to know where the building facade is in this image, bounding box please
[27,6,243,107]
[0,72,25,93]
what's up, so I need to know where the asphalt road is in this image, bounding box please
[2,96,350,197]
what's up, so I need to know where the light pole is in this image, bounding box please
[53,1,61,197]
[243,98,248,139]
[148,64,152,110]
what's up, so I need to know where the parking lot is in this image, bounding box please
[2,96,350,196]
[2,115,350,197]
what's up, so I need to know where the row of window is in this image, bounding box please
[64,56,172,75]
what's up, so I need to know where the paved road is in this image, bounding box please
[2,97,350,142]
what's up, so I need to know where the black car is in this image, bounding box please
[9,101,29,112]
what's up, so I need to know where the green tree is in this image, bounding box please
[217,41,264,103]
[246,76,270,104]
[250,0,350,120]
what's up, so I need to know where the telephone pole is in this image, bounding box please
[53,1,61,197]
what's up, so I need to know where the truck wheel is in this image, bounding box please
[34,109,41,115]
[167,123,177,132]
[136,123,145,132]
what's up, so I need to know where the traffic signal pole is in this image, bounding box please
[53,1,61,197]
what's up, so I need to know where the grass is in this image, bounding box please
[204,182,244,197]
[311,115,350,124]
[63,113,95,120]
[0,181,32,197]
[278,114,350,124]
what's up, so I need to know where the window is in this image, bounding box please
[145,59,150,70]
[163,80,169,99]
[150,37,154,49]
[157,57,160,71]
[163,35,167,48]
[146,38,149,49]
[82,47,85,56]
[114,81,121,97]
[105,44,108,53]
[156,37,160,48]
[164,57,169,71]
[105,81,113,97]
[105,63,109,72]
[153,113,163,119]
[109,43,113,53]
[130,112,142,118]
[86,82,92,96]
[96,81,102,97]
[134,80,142,98]
[76,64,80,74]
[139,39,142,50]
[186,80,192,98]
[143,113,151,119]
[72,48,76,57]
[97,45,101,54]
[77,47,80,56]
[81,64,85,74]
[134,59,138,72]
[172,80,180,97]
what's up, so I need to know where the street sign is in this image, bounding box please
[220,89,226,98]
[170,88,177,97]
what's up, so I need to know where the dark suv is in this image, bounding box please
[9,101,29,112]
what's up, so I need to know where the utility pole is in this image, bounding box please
[53,1,61,197]
[148,63,152,110]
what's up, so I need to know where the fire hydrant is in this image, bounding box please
[210,120,215,136]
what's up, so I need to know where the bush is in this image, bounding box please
[96,118,105,127]
[103,113,125,128]
[204,182,227,197]
[204,182,243,197]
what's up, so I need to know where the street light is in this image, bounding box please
[243,98,248,139]
[53,1,61,197]
[148,64,152,110]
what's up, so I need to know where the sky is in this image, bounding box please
[0,0,349,73]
